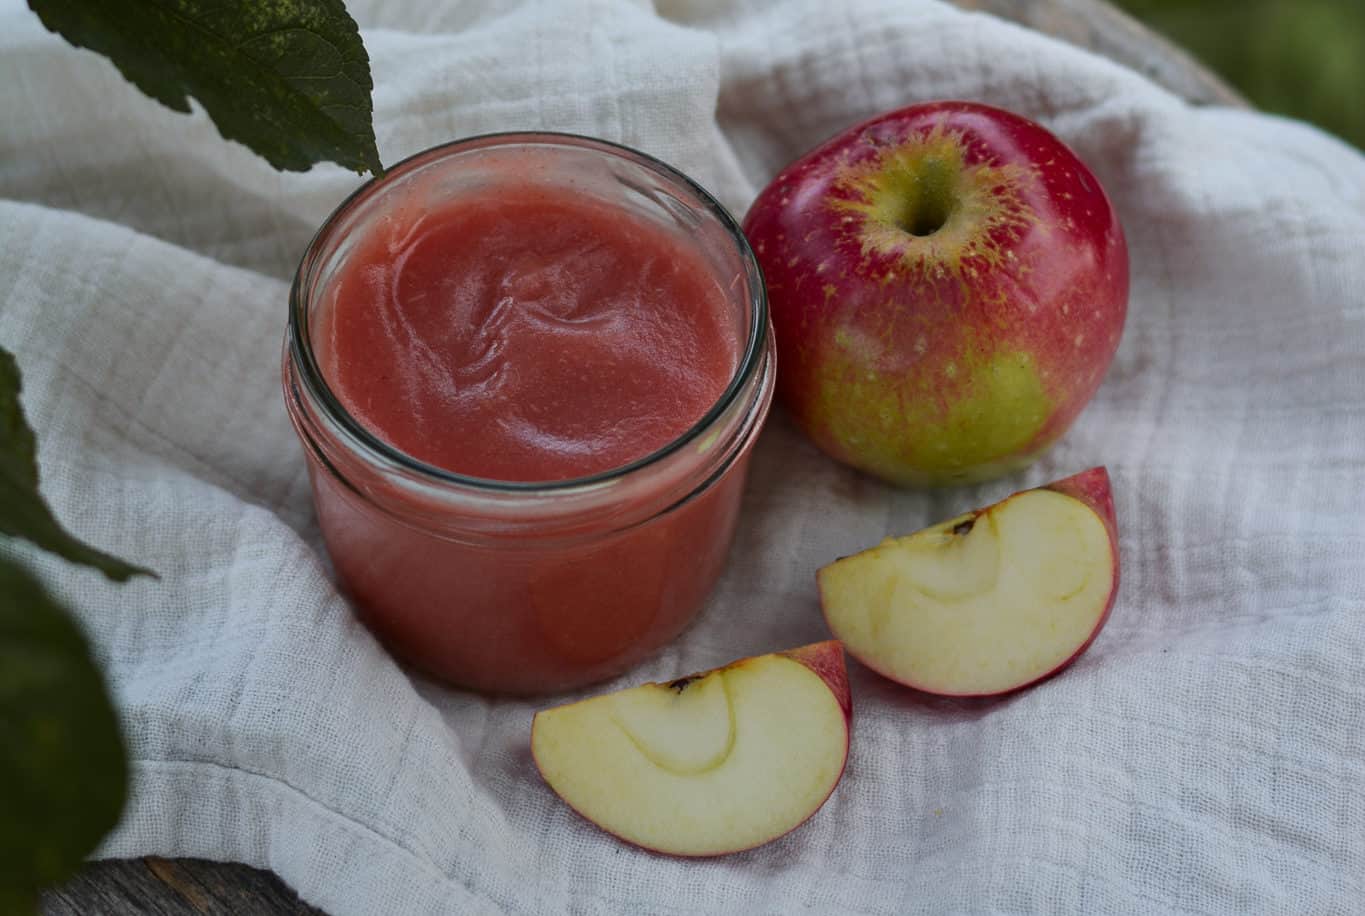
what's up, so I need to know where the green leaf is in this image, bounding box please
[0,556,128,911]
[28,0,383,176]
[0,347,153,582]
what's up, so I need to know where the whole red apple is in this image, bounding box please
[742,101,1128,486]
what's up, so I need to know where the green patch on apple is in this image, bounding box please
[811,329,1055,486]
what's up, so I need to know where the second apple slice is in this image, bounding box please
[531,641,851,856]
[819,467,1120,696]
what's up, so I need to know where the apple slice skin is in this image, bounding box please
[531,641,851,858]
[819,468,1119,698]
[1044,465,1120,627]
[1023,466,1121,687]
[779,640,853,721]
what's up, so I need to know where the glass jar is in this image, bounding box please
[282,133,775,695]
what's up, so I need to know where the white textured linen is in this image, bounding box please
[4,0,1364,912]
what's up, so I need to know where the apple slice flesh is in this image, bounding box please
[531,641,851,857]
[819,468,1119,696]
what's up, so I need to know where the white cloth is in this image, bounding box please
[4,0,1364,912]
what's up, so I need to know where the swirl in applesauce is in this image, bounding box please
[317,184,741,482]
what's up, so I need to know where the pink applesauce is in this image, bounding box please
[318,187,739,482]
[284,135,775,695]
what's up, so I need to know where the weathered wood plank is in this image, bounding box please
[41,858,324,916]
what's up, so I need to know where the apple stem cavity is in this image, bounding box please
[896,156,956,237]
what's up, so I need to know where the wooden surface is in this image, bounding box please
[40,3,1242,914]
[42,858,322,915]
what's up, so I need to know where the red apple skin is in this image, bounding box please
[1025,465,1122,688]
[1045,465,1120,594]
[779,639,854,723]
[819,467,1120,698]
[530,641,852,857]
[743,101,1129,487]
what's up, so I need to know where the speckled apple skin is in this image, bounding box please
[743,101,1128,486]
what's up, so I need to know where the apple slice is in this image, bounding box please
[819,467,1119,696]
[531,641,851,856]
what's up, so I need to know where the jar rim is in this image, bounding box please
[287,131,770,496]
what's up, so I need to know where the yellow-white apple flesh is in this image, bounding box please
[819,467,1119,696]
[531,641,851,857]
